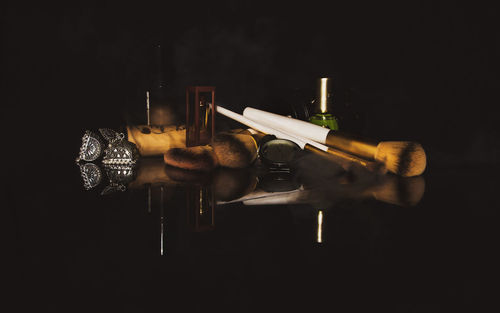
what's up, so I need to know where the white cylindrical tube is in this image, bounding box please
[216,106,328,152]
[243,107,330,143]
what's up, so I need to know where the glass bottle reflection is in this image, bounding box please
[186,185,215,232]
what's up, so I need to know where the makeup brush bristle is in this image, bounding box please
[212,133,258,168]
[375,141,427,177]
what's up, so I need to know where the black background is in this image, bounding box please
[3,1,499,312]
[2,1,499,167]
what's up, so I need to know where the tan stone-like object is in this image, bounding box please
[127,125,186,157]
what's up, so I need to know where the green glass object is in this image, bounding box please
[309,113,339,130]
[308,77,339,130]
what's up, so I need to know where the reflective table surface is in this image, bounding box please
[6,154,498,312]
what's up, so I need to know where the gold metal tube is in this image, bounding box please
[304,144,386,173]
[320,78,328,113]
[325,132,379,160]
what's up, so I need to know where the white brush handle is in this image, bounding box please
[216,106,328,151]
[243,107,330,143]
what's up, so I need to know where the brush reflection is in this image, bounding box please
[127,155,425,216]
[77,162,136,194]
[186,185,215,232]
[81,154,425,255]
[220,172,425,207]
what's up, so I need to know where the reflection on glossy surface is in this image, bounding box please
[76,154,426,256]
[78,162,137,194]
[366,175,425,207]
[186,185,215,232]
[84,154,426,219]
[212,167,258,201]
[230,187,308,206]
[258,169,301,192]
[219,173,425,208]
[317,210,323,243]
[101,164,137,195]
[128,158,179,188]
[19,153,492,312]
[160,186,165,255]
[78,162,102,190]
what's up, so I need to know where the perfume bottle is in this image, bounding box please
[308,77,339,130]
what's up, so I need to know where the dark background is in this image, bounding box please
[2,1,499,167]
[3,1,499,312]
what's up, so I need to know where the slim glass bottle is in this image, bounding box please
[149,44,177,127]
[308,77,339,130]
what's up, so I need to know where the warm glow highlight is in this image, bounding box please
[320,78,328,113]
[199,189,204,215]
[317,210,323,243]
[146,91,151,126]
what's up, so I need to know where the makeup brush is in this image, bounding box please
[162,132,258,170]
[211,132,258,168]
[216,105,385,173]
[243,107,426,177]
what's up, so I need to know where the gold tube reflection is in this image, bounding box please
[199,188,203,215]
[317,210,323,243]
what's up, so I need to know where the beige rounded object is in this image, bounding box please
[127,125,186,157]
[211,133,258,168]
[163,145,218,171]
